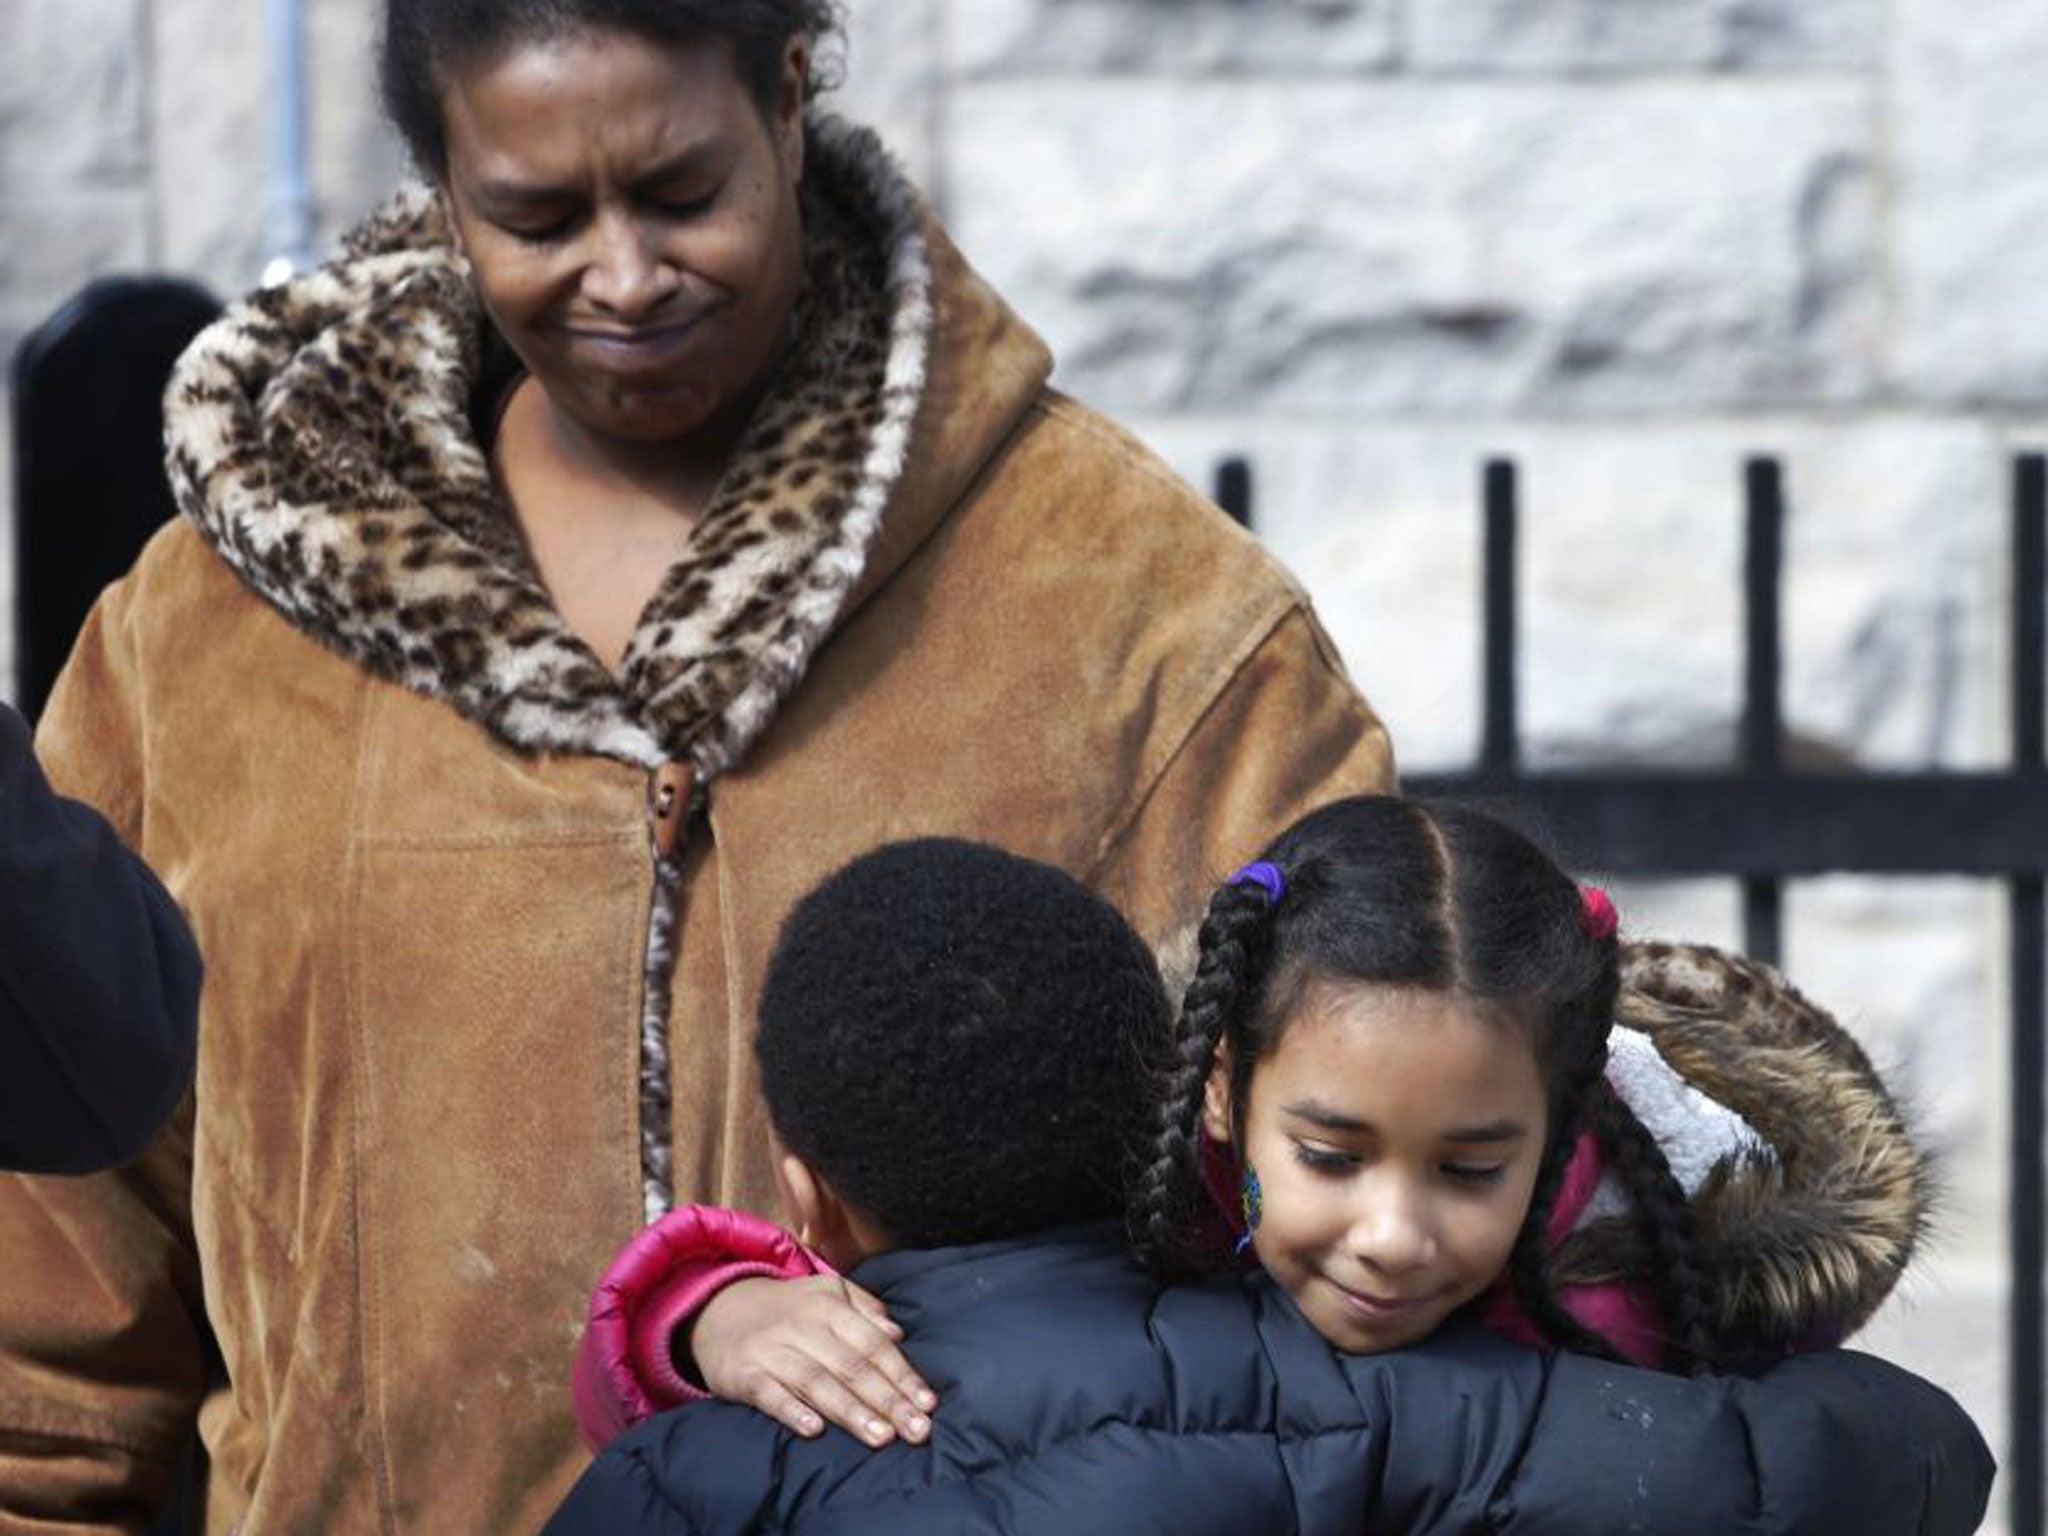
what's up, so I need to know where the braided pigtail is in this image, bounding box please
[1508,1040,1625,1361]
[1589,1085,1716,1373]
[1131,880,1277,1279]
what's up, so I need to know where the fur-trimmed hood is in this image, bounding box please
[1557,941,1931,1358]
[163,115,948,778]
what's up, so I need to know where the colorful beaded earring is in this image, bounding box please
[1234,1163,1264,1258]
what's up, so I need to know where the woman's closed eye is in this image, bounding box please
[652,184,723,221]
[501,217,575,245]
[480,199,581,245]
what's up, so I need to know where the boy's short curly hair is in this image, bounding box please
[757,838,1169,1250]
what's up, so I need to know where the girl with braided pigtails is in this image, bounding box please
[1136,793,1926,1373]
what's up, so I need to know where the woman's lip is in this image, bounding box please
[568,320,698,342]
[562,315,710,367]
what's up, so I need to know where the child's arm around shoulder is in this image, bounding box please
[572,1204,934,1452]
[574,1204,825,1446]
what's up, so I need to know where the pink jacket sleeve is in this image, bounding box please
[573,1204,830,1451]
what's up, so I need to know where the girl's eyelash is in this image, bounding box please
[1442,1163,1507,1185]
[1292,1144,1357,1174]
[1288,1143,1508,1183]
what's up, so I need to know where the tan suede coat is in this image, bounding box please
[0,122,1391,1533]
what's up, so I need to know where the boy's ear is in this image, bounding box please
[772,1140,826,1245]
[773,1140,867,1268]
[1201,1042,1236,1143]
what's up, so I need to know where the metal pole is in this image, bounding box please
[1741,457,1784,966]
[1479,459,1518,780]
[1213,458,1253,530]
[2012,452,2046,1536]
[262,0,315,284]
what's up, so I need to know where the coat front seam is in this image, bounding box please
[343,682,403,1536]
[638,854,686,1224]
[714,795,749,1207]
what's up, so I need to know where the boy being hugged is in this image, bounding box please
[550,833,1989,1536]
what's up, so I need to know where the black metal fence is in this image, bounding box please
[1219,449,2047,1536]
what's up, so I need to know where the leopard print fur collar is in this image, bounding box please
[165,115,932,774]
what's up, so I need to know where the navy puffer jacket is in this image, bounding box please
[544,1228,1993,1536]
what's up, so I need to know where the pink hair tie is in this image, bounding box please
[1579,886,1618,941]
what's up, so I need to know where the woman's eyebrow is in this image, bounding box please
[470,179,579,210]
[471,146,724,209]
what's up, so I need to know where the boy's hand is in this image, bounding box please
[688,1275,937,1447]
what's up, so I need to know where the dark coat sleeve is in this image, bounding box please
[1502,1346,1994,1536]
[540,1407,767,1536]
[1343,1323,1994,1536]
[0,701,200,1174]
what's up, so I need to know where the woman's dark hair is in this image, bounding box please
[380,0,842,178]
[1131,794,1713,1373]
[757,837,1170,1251]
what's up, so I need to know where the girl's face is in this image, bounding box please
[1204,979,1549,1354]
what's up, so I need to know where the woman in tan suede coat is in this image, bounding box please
[0,3,1391,1531]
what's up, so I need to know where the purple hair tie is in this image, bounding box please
[1229,861,1286,905]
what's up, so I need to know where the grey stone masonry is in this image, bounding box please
[0,2,2037,1526]
[946,77,1880,414]
[0,0,150,363]
[1411,0,1884,70]
[1892,0,2048,403]
[0,0,148,191]
[952,0,1399,74]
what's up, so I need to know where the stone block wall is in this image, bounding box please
[1,0,2040,1522]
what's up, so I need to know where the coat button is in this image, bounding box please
[647,760,695,866]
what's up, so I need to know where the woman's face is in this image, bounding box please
[438,28,807,449]
[1205,980,1549,1354]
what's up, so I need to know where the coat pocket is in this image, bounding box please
[347,687,653,1527]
